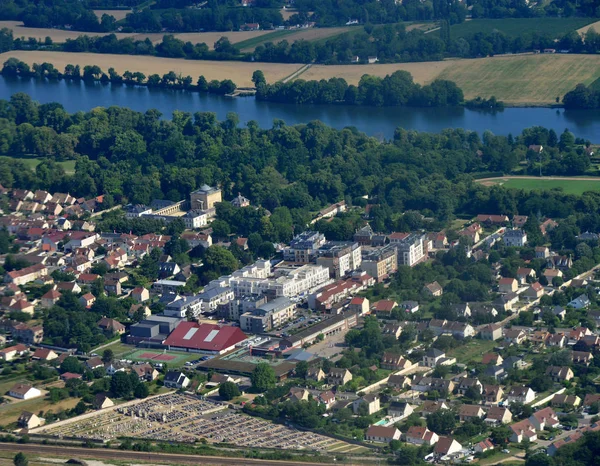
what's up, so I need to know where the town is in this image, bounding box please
[1,183,600,466]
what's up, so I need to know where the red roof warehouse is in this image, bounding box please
[163,322,247,354]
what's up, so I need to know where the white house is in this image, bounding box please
[9,383,41,400]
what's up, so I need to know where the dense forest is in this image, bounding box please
[255,72,465,107]
[563,82,600,109]
[1,0,597,34]
[0,93,595,227]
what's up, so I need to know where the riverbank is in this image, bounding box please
[2,50,599,105]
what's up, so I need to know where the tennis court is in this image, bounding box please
[124,349,196,367]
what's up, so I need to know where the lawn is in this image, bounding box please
[444,18,595,39]
[448,339,498,365]
[122,348,197,367]
[0,156,76,174]
[482,177,600,195]
[0,396,80,424]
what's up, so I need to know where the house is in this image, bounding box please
[105,361,127,376]
[93,394,114,410]
[509,419,538,443]
[365,425,400,443]
[453,303,471,318]
[327,368,352,386]
[373,299,397,317]
[545,366,574,382]
[5,263,48,286]
[367,56,378,64]
[568,294,590,309]
[584,394,600,408]
[485,406,512,424]
[399,300,420,314]
[547,255,573,269]
[504,229,527,247]
[18,411,43,429]
[547,333,567,348]
[289,387,310,403]
[529,407,560,431]
[85,357,104,371]
[388,401,414,420]
[8,383,41,400]
[40,288,62,308]
[306,367,325,381]
[459,404,485,422]
[551,394,581,408]
[517,267,537,284]
[431,232,448,249]
[0,344,29,361]
[79,293,96,308]
[503,356,526,370]
[434,437,463,457]
[381,352,412,371]
[387,374,411,390]
[382,323,403,339]
[480,324,503,341]
[104,279,122,295]
[474,439,495,454]
[61,372,82,382]
[507,385,536,405]
[543,268,563,284]
[482,353,503,366]
[31,348,57,361]
[504,329,527,345]
[457,378,483,396]
[571,350,593,366]
[318,390,336,409]
[163,371,190,389]
[405,426,439,446]
[499,277,518,293]
[485,365,506,381]
[411,376,454,394]
[512,215,528,228]
[353,394,380,415]
[131,287,150,303]
[528,144,543,153]
[97,317,126,335]
[421,401,449,417]
[535,247,550,259]
[477,214,509,225]
[423,348,445,367]
[523,282,544,299]
[423,281,443,297]
[57,281,82,294]
[348,297,370,315]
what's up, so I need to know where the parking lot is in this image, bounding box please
[40,393,355,452]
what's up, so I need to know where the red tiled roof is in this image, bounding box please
[164,322,247,352]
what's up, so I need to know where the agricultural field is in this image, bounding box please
[577,20,600,36]
[477,176,600,195]
[436,54,600,104]
[174,30,274,49]
[92,9,132,21]
[0,20,132,42]
[237,27,354,52]
[0,51,304,87]
[444,17,596,39]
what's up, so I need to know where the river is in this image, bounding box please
[1,75,600,141]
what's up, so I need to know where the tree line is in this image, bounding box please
[563,82,600,109]
[255,71,465,107]
[1,58,237,95]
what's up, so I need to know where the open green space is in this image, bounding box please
[484,177,600,195]
[447,338,497,364]
[445,17,595,39]
[0,156,76,174]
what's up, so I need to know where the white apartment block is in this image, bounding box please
[390,233,426,267]
[230,265,330,298]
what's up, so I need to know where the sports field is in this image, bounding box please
[445,17,595,39]
[477,176,600,195]
[124,349,196,367]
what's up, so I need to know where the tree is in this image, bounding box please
[60,356,84,374]
[295,361,309,379]
[252,70,266,87]
[13,453,27,466]
[250,363,276,392]
[219,381,241,400]
[427,410,457,435]
[490,425,511,446]
[74,400,87,415]
[110,371,133,398]
[134,383,149,399]
[102,349,114,364]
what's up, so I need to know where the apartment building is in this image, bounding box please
[283,231,327,263]
[316,241,362,278]
[361,244,398,282]
[389,232,426,267]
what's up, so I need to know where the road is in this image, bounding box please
[0,443,364,466]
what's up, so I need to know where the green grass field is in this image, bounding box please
[1,156,76,174]
[444,18,595,39]
[235,29,296,51]
[448,339,497,365]
[481,177,600,195]
[123,348,197,367]
[437,54,600,104]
